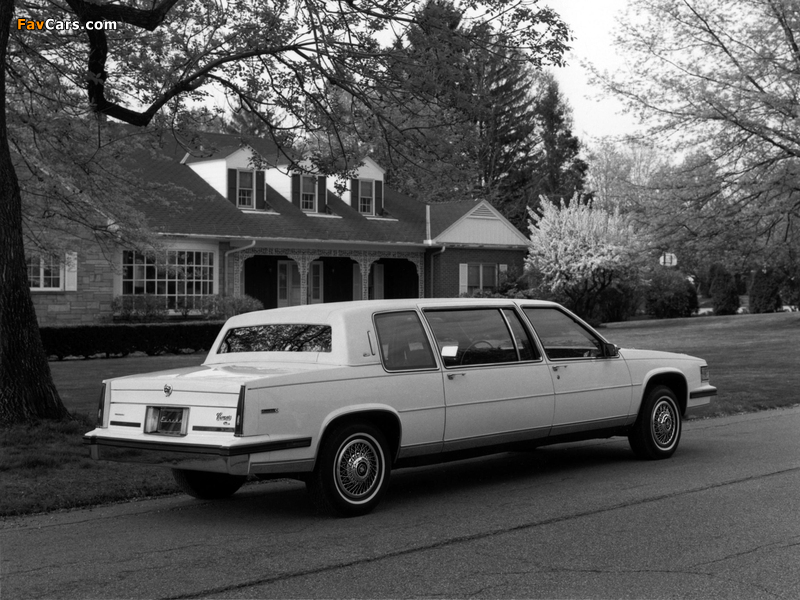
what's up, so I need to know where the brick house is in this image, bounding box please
[28,133,530,326]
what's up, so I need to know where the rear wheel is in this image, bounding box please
[308,422,390,517]
[628,385,682,460]
[172,469,247,499]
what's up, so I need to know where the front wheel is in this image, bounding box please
[308,423,390,517]
[172,469,247,499]
[628,385,682,460]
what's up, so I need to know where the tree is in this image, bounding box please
[526,77,587,204]
[595,0,800,272]
[525,196,649,320]
[644,268,698,319]
[363,4,585,231]
[1,0,570,425]
[749,268,783,314]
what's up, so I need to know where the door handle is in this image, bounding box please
[551,365,567,372]
[447,372,466,380]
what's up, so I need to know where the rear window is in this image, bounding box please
[218,324,332,353]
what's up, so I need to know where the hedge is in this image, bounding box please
[40,321,225,360]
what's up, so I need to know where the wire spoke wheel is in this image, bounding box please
[310,423,390,517]
[629,385,682,460]
[651,398,678,448]
[335,438,380,500]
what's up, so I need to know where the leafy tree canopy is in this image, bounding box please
[525,196,650,319]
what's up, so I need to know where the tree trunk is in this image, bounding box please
[0,0,69,426]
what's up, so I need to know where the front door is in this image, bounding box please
[522,306,633,434]
[278,260,323,307]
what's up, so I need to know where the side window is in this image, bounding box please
[374,311,437,371]
[424,308,519,368]
[501,309,541,361]
[523,307,603,360]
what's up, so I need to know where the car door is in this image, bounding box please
[522,306,633,435]
[423,307,555,451]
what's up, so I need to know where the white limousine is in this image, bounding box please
[84,299,717,516]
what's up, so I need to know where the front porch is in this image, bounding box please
[233,247,424,309]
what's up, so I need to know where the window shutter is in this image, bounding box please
[458,263,468,296]
[375,181,383,216]
[291,173,301,208]
[65,252,78,291]
[351,178,359,208]
[255,171,266,210]
[227,169,237,206]
[352,264,362,300]
[317,176,327,213]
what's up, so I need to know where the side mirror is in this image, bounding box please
[601,342,619,358]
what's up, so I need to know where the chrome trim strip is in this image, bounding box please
[443,426,550,452]
[249,459,315,474]
[690,386,718,399]
[549,416,628,436]
[396,441,444,459]
[83,435,312,456]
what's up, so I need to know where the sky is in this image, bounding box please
[543,0,638,140]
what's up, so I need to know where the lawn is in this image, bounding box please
[2,312,799,517]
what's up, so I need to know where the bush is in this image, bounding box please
[749,268,782,313]
[645,269,698,319]
[709,266,740,315]
[40,322,224,360]
[111,295,168,322]
[596,281,642,323]
[200,295,265,319]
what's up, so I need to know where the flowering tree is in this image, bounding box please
[525,197,649,319]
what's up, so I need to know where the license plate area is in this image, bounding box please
[145,407,189,436]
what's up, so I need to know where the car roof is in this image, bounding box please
[223,298,557,328]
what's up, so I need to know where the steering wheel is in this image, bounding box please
[460,340,493,365]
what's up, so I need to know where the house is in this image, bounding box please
[28,133,530,326]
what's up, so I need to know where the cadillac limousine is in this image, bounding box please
[84,299,717,516]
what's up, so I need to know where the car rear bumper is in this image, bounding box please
[83,435,312,475]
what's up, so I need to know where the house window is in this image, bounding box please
[301,175,317,211]
[27,255,62,290]
[459,263,500,295]
[358,180,374,215]
[237,171,254,208]
[121,250,215,311]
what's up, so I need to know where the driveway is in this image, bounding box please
[2,407,799,599]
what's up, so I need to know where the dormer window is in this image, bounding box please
[237,171,254,208]
[300,175,317,212]
[358,180,374,215]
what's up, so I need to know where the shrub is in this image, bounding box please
[645,268,698,319]
[749,268,782,313]
[200,295,265,319]
[597,280,643,323]
[111,295,168,322]
[40,322,224,359]
[709,266,740,315]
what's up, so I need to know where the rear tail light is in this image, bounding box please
[235,385,246,437]
[96,384,107,427]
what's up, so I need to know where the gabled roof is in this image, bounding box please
[128,132,522,248]
[431,200,529,247]
[180,132,293,167]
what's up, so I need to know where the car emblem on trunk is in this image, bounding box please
[164,384,173,396]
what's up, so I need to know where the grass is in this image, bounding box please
[2,313,799,517]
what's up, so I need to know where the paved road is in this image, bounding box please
[2,408,799,599]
